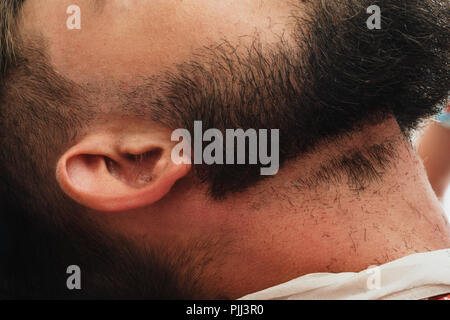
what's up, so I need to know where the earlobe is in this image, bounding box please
[56,132,191,212]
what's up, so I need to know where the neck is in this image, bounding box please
[191,118,450,298]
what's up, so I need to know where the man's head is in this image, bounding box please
[0,0,448,299]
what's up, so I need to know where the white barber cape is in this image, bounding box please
[239,249,450,300]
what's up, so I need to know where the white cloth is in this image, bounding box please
[239,249,450,300]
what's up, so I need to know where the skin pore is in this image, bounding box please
[16,0,450,299]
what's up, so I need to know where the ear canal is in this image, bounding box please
[104,149,163,189]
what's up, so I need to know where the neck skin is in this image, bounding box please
[106,118,450,299]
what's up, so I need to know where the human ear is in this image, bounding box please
[56,127,191,212]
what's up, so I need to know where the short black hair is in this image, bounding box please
[0,0,25,73]
[147,0,449,196]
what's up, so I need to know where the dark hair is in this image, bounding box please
[147,0,449,196]
[0,0,24,73]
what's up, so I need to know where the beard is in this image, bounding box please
[0,0,448,299]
